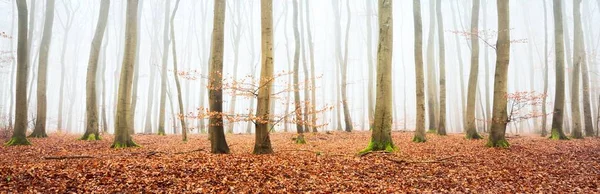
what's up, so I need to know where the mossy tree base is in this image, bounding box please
[359,140,396,155]
[80,133,101,141]
[4,137,31,146]
[295,135,306,144]
[28,131,48,138]
[427,129,437,134]
[157,131,166,136]
[550,129,569,140]
[465,132,483,140]
[111,140,139,149]
[412,135,427,143]
[486,139,510,148]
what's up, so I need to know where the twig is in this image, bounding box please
[174,148,206,155]
[358,151,392,157]
[385,155,459,164]
[43,155,95,160]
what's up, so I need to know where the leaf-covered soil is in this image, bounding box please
[1,131,599,193]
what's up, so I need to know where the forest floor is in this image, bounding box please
[0,131,599,193]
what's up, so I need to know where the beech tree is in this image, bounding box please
[208,0,230,154]
[170,0,186,141]
[30,0,56,138]
[157,0,171,136]
[82,0,110,141]
[413,0,426,143]
[253,0,274,154]
[5,0,31,146]
[487,0,510,148]
[425,0,438,133]
[360,0,395,153]
[465,0,483,139]
[112,0,139,148]
[570,0,584,139]
[550,0,568,140]
[340,0,353,132]
[436,0,446,136]
[292,0,305,143]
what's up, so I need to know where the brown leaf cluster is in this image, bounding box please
[1,132,599,193]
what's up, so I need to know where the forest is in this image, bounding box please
[0,0,600,192]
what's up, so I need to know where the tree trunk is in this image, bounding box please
[412,0,427,143]
[157,0,171,136]
[82,0,110,141]
[561,0,573,135]
[425,0,438,134]
[129,0,144,135]
[292,0,305,143]
[332,0,342,131]
[226,1,243,134]
[305,0,317,133]
[465,0,483,139]
[550,0,569,140]
[253,0,274,154]
[450,2,466,131]
[6,0,31,146]
[482,0,491,133]
[208,0,230,154]
[360,0,395,153]
[30,0,55,138]
[487,0,510,148]
[111,0,139,148]
[436,0,446,135]
[170,0,186,141]
[569,0,584,139]
[575,0,595,137]
[541,0,549,137]
[341,0,353,132]
[365,0,375,130]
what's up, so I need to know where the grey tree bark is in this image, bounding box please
[541,0,549,137]
[6,0,31,146]
[436,0,446,136]
[465,0,483,139]
[253,0,274,154]
[450,2,466,131]
[425,0,438,133]
[413,0,426,143]
[30,0,55,138]
[129,0,144,135]
[570,0,585,139]
[209,0,230,154]
[487,0,511,148]
[112,0,139,148]
[340,0,353,132]
[550,0,569,140]
[365,0,375,129]
[157,0,171,136]
[170,0,186,141]
[292,0,305,143]
[82,0,110,141]
[575,0,595,137]
[226,0,243,134]
[305,0,317,133]
[360,0,395,153]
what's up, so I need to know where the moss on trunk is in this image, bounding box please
[486,138,510,148]
[295,134,306,144]
[465,130,483,140]
[80,133,101,141]
[4,137,31,146]
[550,129,569,140]
[427,129,437,133]
[412,135,427,143]
[359,140,396,155]
[111,139,139,149]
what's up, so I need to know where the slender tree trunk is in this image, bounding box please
[157,0,171,136]
[550,0,569,140]
[570,0,584,139]
[332,0,343,131]
[487,0,511,147]
[292,0,305,143]
[542,0,549,137]
[30,0,55,138]
[254,0,275,154]
[209,0,230,154]
[100,30,109,133]
[25,0,36,109]
[112,0,140,148]
[465,0,483,139]
[226,1,243,134]
[283,1,291,133]
[245,1,257,134]
[305,0,317,133]
[450,3,466,131]
[576,1,595,137]
[360,0,395,153]
[425,0,438,133]
[170,0,186,141]
[365,0,375,130]
[82,0,110,141]
[129,0,144,135]
[6,0,31,146]
[340,0,353,132]
[436,0,446,135]
[412,0,427,143]
[8,1,17,130]
[482,0,491,133]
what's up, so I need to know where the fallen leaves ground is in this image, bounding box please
[1,131,599,193]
